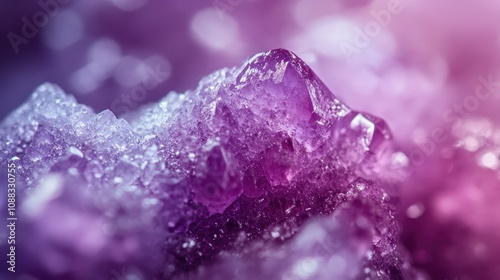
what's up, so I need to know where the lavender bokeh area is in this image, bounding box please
[2,0,500,280]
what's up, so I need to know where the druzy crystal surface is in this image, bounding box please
[0,49,421,279]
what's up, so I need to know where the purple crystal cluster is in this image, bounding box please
[1,49,421,279]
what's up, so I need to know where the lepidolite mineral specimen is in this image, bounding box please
[0,49,423,279]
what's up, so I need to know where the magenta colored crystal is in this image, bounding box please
[0,49,421,279]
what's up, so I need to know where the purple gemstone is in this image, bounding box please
[0,49,422,279]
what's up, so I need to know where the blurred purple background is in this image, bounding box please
[2,0,500,279]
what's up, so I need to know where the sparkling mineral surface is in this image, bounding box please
[0,49,422,279]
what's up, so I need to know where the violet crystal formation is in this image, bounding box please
[0,49,423,280]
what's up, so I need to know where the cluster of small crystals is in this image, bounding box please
[0,84,172,279]
[185,179,421,280]
[1,49,419,279]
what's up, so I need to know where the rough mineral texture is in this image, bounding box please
[0,49,422,280]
